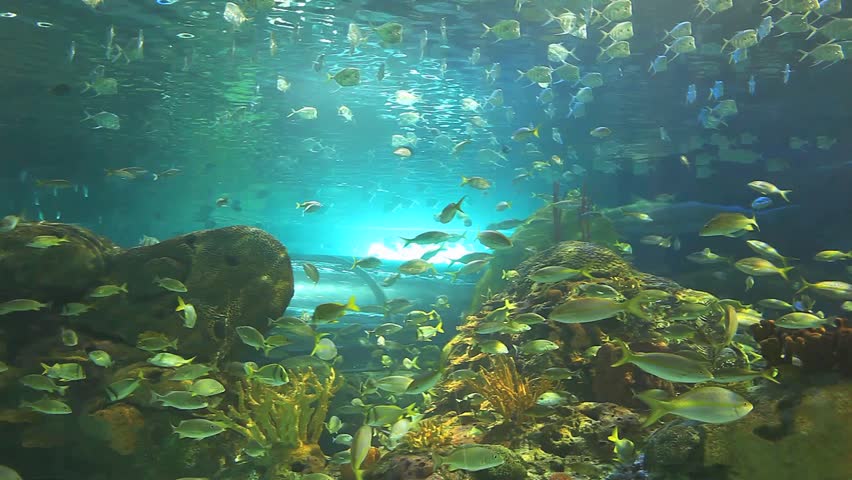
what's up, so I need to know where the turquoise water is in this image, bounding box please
[1,0,851,479]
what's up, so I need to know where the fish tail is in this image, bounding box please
[346,295,360,312]
[660,29,671,41]
[607,426,620,442]
[750,216,760,232]
[779,189,792,202]
[541,9,557,27]
[795,277,812,294]
[176,296,186,312]
[762,367,781,384]
[41,363,51,375]
[460,176,469,186]
[351,257,359,269]
[532,125,540,137]
[778,266,794,281]
[515,70,526,81]
[798,49,810,62]
[401,237,412,247]
[480,23,491,38]
[431,452,444,470]
[610,339,634,367]
[436,320,444,334]
[456,195,467,212]
[636,391,671,427]
[760,0,775,16]
[58,385,70,396]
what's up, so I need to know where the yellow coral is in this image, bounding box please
[403,416,456,451]
[470,356,555,425]
[206,367,341,462]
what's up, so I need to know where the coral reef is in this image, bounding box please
[642,422,704,479]
[367,453,434,480]
[591,343,674,408]
[402,416,458,451]
[750,317,852,376]
[536,402,642,466]
[470,356,555,427]
[206,367,341,469]
[87,403,145,455]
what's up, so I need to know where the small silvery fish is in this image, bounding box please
[611,340,714,383]
[153,276,188,293]
[89,283,128,298]
[169,363,216,381]
[247,363,289,386]
[42,362,86,381]
[190,378,225,396]
[176,296,197,328]
[106,372,144,402]
[61,327,78,346]
[637,387,752,427]
[434,445,505,472]
[151,391,209,410]
[172,419,227,439]
[88,350,113,368]
[148,353,194,367]
[20,374,69,395]
[21,398,72,415]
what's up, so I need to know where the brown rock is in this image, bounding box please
[0,222,116,301]
[73,225,294,361]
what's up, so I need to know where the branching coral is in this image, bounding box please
[402,416,457,451]
[206,367,341,461]
[470,356,555,425]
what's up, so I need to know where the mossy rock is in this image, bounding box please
[700,381,852,480]
[643,421,704,478]
[0,222,116,301]
[73,225,294,362]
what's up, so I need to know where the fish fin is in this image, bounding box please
[608,426,619,442]
[610,339,634,367]
[346,295,360,312]
[636,390,672,427]
[762,367,781,384]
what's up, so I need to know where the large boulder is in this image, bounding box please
[74,225,294,361]
[1,223,293,362]
[0,222,117,301]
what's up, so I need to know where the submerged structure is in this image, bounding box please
[1,0,851,479]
